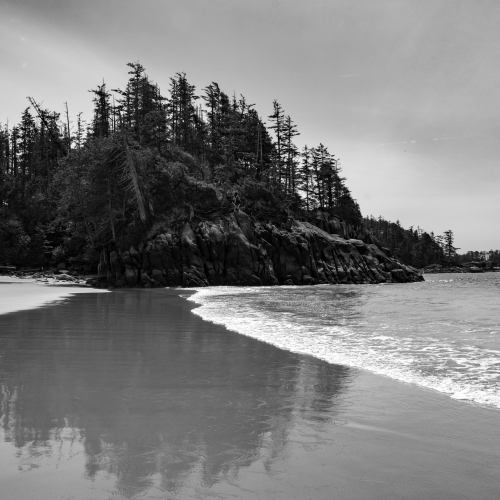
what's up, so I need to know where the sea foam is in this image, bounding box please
[186,279,500,409]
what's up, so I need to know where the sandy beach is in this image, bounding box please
[0,282,499,499]
[0,276,107,315]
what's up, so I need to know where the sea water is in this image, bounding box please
[187,273,500,409]
[1,280,500,499]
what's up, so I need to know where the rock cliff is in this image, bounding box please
[95,211,423,288]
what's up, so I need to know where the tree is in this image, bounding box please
[267,100,285,186]
[90,82,112,138]
[298,146,315,210]
[17,108,37,197]
[168,72,201,152]
[113,63,168,148]
[282,115,299,196]
[363,216,445,267]
[442,230,459,262]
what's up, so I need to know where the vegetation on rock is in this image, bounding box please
[363,216,499,272]
[4,62,479,283]
[1,63,363,271]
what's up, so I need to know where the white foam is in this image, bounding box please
[186,286,500,409]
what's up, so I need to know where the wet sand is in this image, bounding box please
[0,284,499,499]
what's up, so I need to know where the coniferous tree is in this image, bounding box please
[90,83,112,138]
[298,146,315,210]
[267,100,285,187]
[112,63,168,149]
[310,146,324,208]
[168,72,201,153]
[0,124,11,208]
[442,229,459,262]
[9,126,19,203]
[18,108,37,197]
[282,115,300,196]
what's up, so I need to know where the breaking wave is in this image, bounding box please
[186,275,500,409]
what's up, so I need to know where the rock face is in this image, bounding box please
[95,211,423,288]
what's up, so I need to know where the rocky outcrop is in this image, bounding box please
[422,263,500,274]
[94,211,423,288]
[1,269,88,285]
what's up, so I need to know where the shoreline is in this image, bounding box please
[0,284,499,498]
[0,280,498,415]
[2,276,498,411]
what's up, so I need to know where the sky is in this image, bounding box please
[1,0,499,251]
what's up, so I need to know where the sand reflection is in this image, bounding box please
[0,289,353,498]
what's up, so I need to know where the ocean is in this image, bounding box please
[0,276,499,499]
[187,273,500,409]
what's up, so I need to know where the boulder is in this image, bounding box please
[125,267,138,286]
[55,273,74,281]
[390,269,407,282]
[152,269,167,285]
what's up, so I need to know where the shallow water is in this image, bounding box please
[188,273,500,408]
[0,284,499,499]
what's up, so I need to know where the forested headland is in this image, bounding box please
[0,63,362,264]
[363,217,500,271]
[0,63,472,285]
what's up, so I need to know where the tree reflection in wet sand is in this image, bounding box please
[0,289,353,498]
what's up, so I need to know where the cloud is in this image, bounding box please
[378,140,417,147]
[430,133,490,142]
[379,134,489,147]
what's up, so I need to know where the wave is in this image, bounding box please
[186,285,500,409]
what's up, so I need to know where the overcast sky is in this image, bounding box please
[1,0,499,251]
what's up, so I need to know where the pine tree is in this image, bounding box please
[168,72,200,152]
[318,144,335,209]
[113,63,168,148]
[0,124,11,208]
[202,82,222,167]
[18,108,37,196]
[310,146,323,208]
[90,83,112,138]
[298,146,314,210]
[282,115,299,196]
[442,230,459,262]
[268,100,285,187]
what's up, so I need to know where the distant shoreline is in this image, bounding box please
[423,265,500,274]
